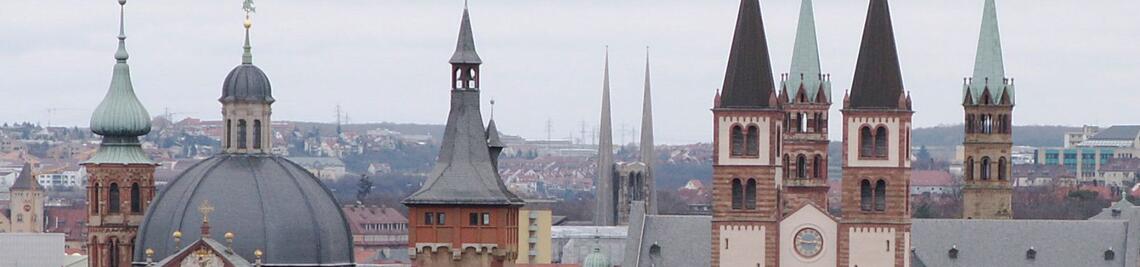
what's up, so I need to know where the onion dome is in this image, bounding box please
[583,247,612,267]
[90,0,151,138]
[134,154,354,265]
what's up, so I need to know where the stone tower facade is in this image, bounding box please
[8,164,44,233]
[961,0,1014,220]
[594,50,658,226]
[403,5,524,267]
[710,0,783,266]
[83,1,158,266]
[837,0,912,266]
[780,0,831,214]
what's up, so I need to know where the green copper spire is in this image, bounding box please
[87,0,155,165]
[242,0,255,64]
[966,0,1010,105]
[787,0,828,102]
[90,0,151,138]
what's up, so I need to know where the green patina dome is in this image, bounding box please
[90,13,151,138]
[583,247,611,267]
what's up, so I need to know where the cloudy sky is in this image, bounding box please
[2,0,1137,144]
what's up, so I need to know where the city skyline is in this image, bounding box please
[2,0,1138,144]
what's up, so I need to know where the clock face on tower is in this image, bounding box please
[794,228,823,258]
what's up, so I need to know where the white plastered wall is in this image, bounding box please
[847,227,897,267]
[845,117,903,168]
[779,206,837,267]
[718,116,772,166]
[719,224,766,267]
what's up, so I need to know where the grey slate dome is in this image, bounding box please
[133,154,353,266]
[220,64,275,103]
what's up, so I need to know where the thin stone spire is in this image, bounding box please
[788,0,825,102]
[595,48,616,226]
[967,0,1008,105]
[640,48,657,215]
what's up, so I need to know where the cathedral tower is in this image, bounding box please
[838,0,912,266]
[83,1,159,266]
[780,0,832,214]
[961,0,1014,220]
[594,50,617,226]
[710,0,783,266]
[220,1,274,155]
[402,5,524,267]
[595,50,658,226]
[8,163,44,233]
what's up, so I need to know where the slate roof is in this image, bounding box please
[911,219,1127,267]
[449,7,482,64]
[622,201,711,267]
[220,64,274,104]
[965,0,1012,105]
[1089,126,1140,141]
[134,154,354,266]
[849,0,907,109]
[786,0,830,103]
[9,163,41,191]
[719,0,776,109]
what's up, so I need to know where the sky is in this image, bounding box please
[1,0,1138,144]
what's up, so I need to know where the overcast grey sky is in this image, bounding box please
[2,0,1138,144]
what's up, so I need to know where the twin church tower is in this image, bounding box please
[708,0,1014,266]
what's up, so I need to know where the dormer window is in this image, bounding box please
[1026,247,1036,260]
[949,246,959,259]
[1105,248,1115,261]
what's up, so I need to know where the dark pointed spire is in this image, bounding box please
[404,5,520,206]
[595,48,616,226]
[849,0,907,110]
[640,48,657,215]
[719,0,776,109]
[450,6,482,65]
[9,163,42,191]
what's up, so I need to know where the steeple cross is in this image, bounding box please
[198,200,215,223]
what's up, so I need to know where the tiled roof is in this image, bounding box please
[911,170,955,187]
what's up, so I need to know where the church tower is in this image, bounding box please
[82,1,159,266]
[594,50,617,226]
[595,50,659,226]
[220,0,274,155]
[961,0,1014,220]
[8,163,44,233]
[838,0,912,266]
[710,0,783,266]
[780,0,832,214]
[402,5,524,267]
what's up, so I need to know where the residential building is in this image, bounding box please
[910,170,958,196]
[343,205,410,265]
[37,167,86,189]
[1035,125,1140,183]
[517,200,555,265]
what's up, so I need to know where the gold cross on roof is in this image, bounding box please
[198,200,215,223]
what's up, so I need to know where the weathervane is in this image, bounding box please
[241,0,256,64]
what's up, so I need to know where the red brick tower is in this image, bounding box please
[780,0,831,214]
[710,0,783,266]
[838,0,913,266]
[402,5,524,267]
[83,1,158,266]
[961,0,1014,220]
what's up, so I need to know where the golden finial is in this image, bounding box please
[173,230,183,250]
[254,249,264,266]
[198,200,215,223]
[224,232,234,241]
[173,230,183,239]
[145,248,154,264]
[254,249,263,258]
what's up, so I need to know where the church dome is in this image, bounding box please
[583,247,611,267]
[220,64,275,103]
[133,154,353,266]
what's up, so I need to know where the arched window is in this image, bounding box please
[798,113,807,133]
[109,238,119,267]
[998,157,1007,180]
[783,155,790,179]
[965,114,974,134]
[860,179,872,211]
[237,119,248,149]
[965,157,974,180]
[859,127,873,157]
[746,125,760,156]
[225,119,232,148]
[875,127,889,158]
[108,183,120,213]
[130,183,141,213]
[253,120,262,149]
[981,157,992,180]
[92,183,100,213]
[745,179,757,210]
[796,155,807,178]
[813,155,823,178]
[731,179,743,210]
[730,126,744,156]
[874,180,887,211]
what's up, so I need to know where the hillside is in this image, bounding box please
[912,124,1079,147]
